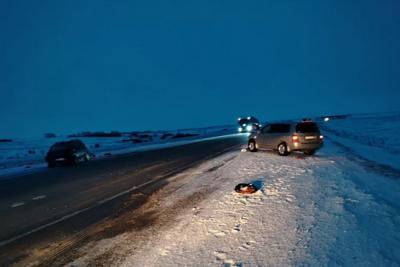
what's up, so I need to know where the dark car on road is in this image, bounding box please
[45,139,91,167]
[238,116,261,133]
[248,120,323,156]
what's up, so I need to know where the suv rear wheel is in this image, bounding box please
[277,143,289,156]
[304,150,315,156]
[248,140,257,152]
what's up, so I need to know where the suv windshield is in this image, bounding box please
[296,122,319,133]
[50,141,84,152]
[238,119,250,125]
[51,142,71,149]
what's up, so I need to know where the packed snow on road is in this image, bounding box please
[67,113,400,266]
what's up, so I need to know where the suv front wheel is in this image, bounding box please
[248,140,257,152]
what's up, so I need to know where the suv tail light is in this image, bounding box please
[292,135,299,143]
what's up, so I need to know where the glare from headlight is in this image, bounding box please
[246,125,253,132]
[324,117,330,122]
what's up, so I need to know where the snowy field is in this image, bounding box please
[66,113,400,267]
[320,112,400,170]
[0,125,235,178]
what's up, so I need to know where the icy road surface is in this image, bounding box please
[67,138,400,267]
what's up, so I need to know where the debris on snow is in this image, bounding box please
[234,183,259,194]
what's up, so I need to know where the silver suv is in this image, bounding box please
[248,121,323,156]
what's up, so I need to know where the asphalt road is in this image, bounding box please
[0,134,246,252]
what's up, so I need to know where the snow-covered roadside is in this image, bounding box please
[324,132,400,171]
[320,112,400,170]
[66,139,400,267]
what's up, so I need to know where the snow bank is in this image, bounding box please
[320,112,400,170]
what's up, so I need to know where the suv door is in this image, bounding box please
[257,124,271,149]
[262,124,291,149]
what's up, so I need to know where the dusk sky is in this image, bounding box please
[1,0,399,137]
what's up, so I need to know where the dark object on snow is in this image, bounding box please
[161,133,174,140]
[44,133,57,138]
[0,139,13,143]
[234,183,259,194]
[104,152,112,157]
[132,138,145,143]
[172,133,199,139]
[68,131,122,138]
[121,138,145,143]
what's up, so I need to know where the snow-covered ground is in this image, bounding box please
[0,125,235,178]
[320,112,400,170]
[66,113,400,267]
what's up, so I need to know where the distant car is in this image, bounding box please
[45,139,91,167]
[238,116,261,133]
[247,121,323,156]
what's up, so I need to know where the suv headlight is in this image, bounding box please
[246,125,253,131]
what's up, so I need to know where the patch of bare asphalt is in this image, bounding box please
[20,187,158,267]
[77,181,220,267]
[0,172,167,267]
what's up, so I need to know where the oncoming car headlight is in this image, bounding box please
[238,127,243,132]
[246,125,253,132]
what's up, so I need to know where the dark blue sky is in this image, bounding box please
[1,1,400,137]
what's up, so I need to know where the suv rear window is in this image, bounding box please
[296,122,319,133]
